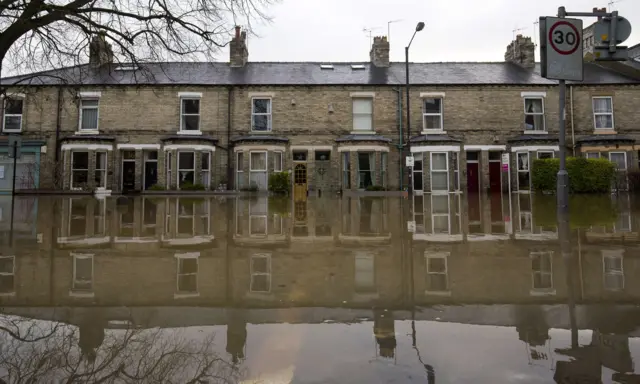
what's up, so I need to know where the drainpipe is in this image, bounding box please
[569,85,575,156]
[227,86,233,190]
[54,87,63,163]
[393,88,403,190]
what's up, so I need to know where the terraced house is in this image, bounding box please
[1,27,639,194]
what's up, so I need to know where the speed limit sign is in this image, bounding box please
[539,17,583,81]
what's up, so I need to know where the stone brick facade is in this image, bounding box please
[3,32,640,194]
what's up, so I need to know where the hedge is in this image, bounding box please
[268,171,291,194]
[531,194,618,228]
[531,157,616,193]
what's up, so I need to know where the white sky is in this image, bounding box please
[238,0,640,63]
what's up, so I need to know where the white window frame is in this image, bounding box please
[523,97,545,133]
[352,97,373,132]
[236,151,244,190]
[602,250,624,291]
[530,251,555,295]
[120,150,136,190]
[273,151,283,172]
[536,151,554,159]
[71,253,94,297]
[177,151,196,189]
[518,194,533,233]
[179,97,201,134]
[592,96,614,130]
[609,151,627,171]
[198,199,211,236]
[431,194,451,235]
[249,150,268,190]
[175,199,196,237]
[2,97,23,133]
[79,98,100,132]
[249,196,268,237]
[516,152,530,192]
[250,253,272,293]
[95,151,108,189]
[381,152,388,188]
[425,251,450,295]
[201,151,211,189]
[175,252,199,298]
[586,152,600,159]
[0,255,15,296]
[70,151,90,190]
[430,152,449,192]
[165,151,173,189]
[251,97,272,132]
[422,97,444,133]
[94,198,106,237]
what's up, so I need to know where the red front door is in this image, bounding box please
[489,161,502,193]
[467,163,479,192]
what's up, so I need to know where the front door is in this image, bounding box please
[467,163,479,192]
[294,164,307,201]
[489,161,502,193]
[144,161,157,190]
[122,161,136,192]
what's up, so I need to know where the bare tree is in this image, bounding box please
[0,314,246,383]
[0,0,276,79]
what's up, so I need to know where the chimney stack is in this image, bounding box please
[230,26,248,68]
[89,33,114,69]
[370,36,390,68]
[505,34,535,69]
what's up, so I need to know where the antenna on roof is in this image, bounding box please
[363,26,382,46]
[607,0,622,11]
[533,20,539,47]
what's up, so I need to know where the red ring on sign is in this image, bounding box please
[548,21,580,55]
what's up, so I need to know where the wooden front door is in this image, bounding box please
[467,163,479,193]
[489,161,502,193]
[294,163,307,201]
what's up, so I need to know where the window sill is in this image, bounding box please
[529,289,556,296]
[250,130,273,134]
[176,130,202,136]
[350,131,375,135]
[523,130,548,135]
[75,130,99,135]
[424,290,452,296]
[68,290,95,298]
[2,130,21,134]
[421,130,446,135]
[174,292,200,299]
[593,129,616,134]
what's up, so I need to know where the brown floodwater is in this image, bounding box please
[0,193,638,383]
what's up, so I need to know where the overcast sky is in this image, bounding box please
[238,0,640,63]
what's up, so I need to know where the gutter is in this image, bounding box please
[392,87,403,190]
[569,85,575,156]
[226,86,233,190]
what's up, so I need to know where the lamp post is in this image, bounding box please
[406,21,425,194]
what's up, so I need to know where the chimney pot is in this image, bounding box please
[235,26,241,40]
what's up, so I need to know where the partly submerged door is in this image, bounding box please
[294,163,307,201]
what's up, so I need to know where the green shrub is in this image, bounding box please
[179,183,206,191]
[268,172,291,194]
[531,194,618,228]
[365,185,386,191]
[532,157,616,193]
[148,184,165,191]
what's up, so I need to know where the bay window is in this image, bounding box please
[357,152,374,189]
[430,152,449,192]
[177,152,195,188]
[201,152,211,188]
[249,151,268,190]
[71,151,89,190]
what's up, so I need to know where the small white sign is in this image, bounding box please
[405,156,414,167]
[407,221,416,233]
[501,154,509,165]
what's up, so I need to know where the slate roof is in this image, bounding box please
[410,134,462,143]
[576,135,635,144]
[1,61,638,86]
[336,134,392,143]
[230,135,289,143]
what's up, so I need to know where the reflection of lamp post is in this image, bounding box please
[406,22,425,195]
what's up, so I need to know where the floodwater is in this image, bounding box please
[0,193,639,383]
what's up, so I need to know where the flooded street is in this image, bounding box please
[0,193,639,383]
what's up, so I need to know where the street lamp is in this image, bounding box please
[406,21,425,194]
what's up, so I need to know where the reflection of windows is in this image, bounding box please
[413,195,425,233]
[357,152,374,189]
[614,211,632,232]
[452,152,460,191]
[250,254,271,293]
[431,194,450,234]
[142,199,157,237]
[355,252,375,293]
[198,199,210,235]
[72,253,93,293]
[249,197,268,236]
[603,250,624,291]
[94,199,106,237]
[359,198,385,236]
[118,199,135,237]
[0,256,15,294]
[201,152,211,188]
[342,152,351,189]
[425,252,449,294]
[531,251,553,292]
[165,152,173,188]
[517,152,530,191]
[177,199,195,236]
[236,152,244,190]
[95,151,107,189]
[381,152,387,188]
[68,198,87,237]
[176,253,199,296]
[518,194,532,232]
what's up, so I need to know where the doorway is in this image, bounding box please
[144,151,158,190]
[121,150,136,192]
[413,156,423,193]
[466,151,479,193]
[488,151,502,193]
[294,163,307,201]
